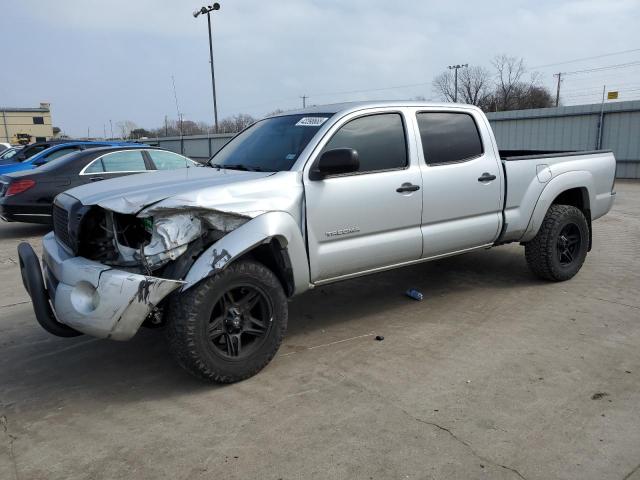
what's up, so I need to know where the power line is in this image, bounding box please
[562,61,640,76]
[531,48,640,69]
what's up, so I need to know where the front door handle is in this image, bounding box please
[396,183,420,193]
[478,173,496,182]
[90,176,104,182]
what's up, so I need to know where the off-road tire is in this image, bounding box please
[166,260,288,383]
[524,204,589,281]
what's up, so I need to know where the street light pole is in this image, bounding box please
[194,3,221,133]
[447,64,468,102]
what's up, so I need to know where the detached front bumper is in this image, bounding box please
[18,232,183,340]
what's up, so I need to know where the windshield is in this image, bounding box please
[209,114,332,172]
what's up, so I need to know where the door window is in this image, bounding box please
[99,150,147,172]
[321,113,407,174]
[147,150,191,170]
[416,112,483,165]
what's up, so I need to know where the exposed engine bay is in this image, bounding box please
[77,206,251,274]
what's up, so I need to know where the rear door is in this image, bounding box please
[304,109,423,282]
[413,108,503,257]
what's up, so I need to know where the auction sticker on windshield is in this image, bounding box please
[295,117,329,127]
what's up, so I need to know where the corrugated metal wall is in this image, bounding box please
[486,100,640,178]
[147,101,640,179]
[145,134,235,162]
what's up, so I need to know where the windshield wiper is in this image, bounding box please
[210,163,270,172]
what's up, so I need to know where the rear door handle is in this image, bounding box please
[90,176,104,182]
[396,183,420,193]
[478,173,496,182]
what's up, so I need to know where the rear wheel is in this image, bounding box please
[524,204,589,281]
[166,260,288,383]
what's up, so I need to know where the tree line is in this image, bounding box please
[116,55,553,139]
[432,54,554,111]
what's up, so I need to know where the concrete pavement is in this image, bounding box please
[1,181,639,480]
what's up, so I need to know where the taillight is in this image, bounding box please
[6,179,36,196]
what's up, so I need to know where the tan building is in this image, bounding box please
[0,103,54,144]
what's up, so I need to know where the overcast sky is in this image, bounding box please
[2,0,640,136]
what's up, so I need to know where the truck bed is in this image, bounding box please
[498,149,616,244]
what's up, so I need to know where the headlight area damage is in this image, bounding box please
[79,207,251,273]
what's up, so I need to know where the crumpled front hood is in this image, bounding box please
[65,167,302,219]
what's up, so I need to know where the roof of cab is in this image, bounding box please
[273,101,480,117]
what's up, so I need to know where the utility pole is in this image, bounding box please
[87,127,90,139]
[109,119,113,139]
[447,64,468,102]
[300,95,308,108]
[165,115,168,137]
[103,124,107,140]
[554,72,562,107]
[194,3,221,133]
[596,85,606,150]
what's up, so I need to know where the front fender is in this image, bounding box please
[181,211,310,295]
[520,171,594,242]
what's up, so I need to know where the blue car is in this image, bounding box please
[0,141,146,175]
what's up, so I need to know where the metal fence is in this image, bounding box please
[144,134,234,163]
[146,100,640,178]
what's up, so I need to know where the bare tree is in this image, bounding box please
[116,120,138,139]
[434,55,554,112]
[217,114,256,134]
[432,71,457,102]
[492,55,526,110]
[264,108,284,117]
[432,66,492,108]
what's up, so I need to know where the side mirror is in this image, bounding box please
[32,159,45,166]
[309,148,359,181]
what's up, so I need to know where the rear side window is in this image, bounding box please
[416,112,483,165]
[322,113,407,173]
[147,150,190,170]
[100,151,147,172]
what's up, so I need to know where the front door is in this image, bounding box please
[304,111,423,282]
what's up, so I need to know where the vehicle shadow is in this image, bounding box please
[2,246,539,405]
[0,222,51,240]
[287,246,540,337]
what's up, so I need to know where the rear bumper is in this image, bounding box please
[0,201,52,224]
[19,232,183,340]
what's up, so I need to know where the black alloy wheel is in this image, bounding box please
[207,285,273,360]
[556,223,582,266]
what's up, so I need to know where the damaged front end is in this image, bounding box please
[39,193,257,339]
[76,206,250,275]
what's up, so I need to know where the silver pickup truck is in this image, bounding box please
[18,101,616,382]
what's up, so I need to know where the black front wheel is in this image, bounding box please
[166,260,288,383]
[525,204,590,281]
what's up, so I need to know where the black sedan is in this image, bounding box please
[0,145,197,224]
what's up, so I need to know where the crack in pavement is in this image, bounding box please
[0,301,30,309]
[1,415,19,480]
[335,371,527,480]
[399,408,527,480]
[623,462,640,480]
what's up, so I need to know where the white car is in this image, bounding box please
[0,142,12,152]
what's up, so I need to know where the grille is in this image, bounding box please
[52,204,72,250]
